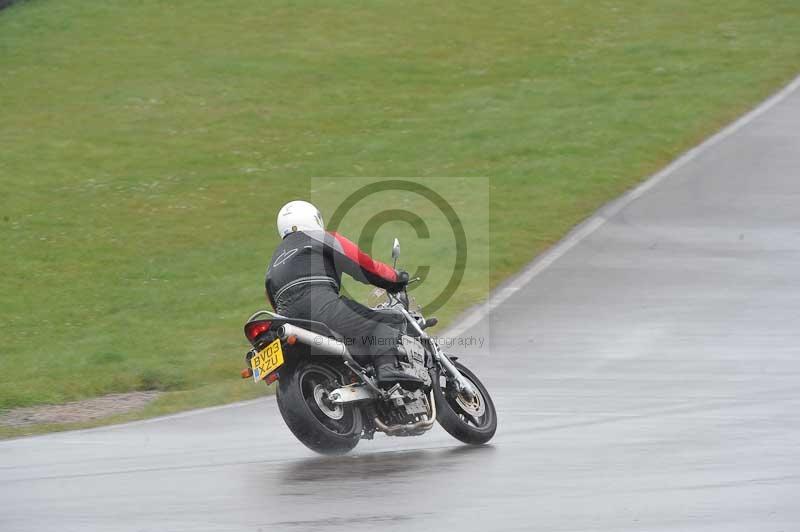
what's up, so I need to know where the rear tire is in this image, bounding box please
[276,360,362,455]
[433,360,497,445]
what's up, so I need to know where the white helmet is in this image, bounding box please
[276,200,324,238]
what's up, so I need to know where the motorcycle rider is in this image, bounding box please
[265,200,422,385]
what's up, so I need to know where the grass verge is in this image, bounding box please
[1,0,799,435]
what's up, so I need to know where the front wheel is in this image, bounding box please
[433,360,497,445]
[276,360,362,455]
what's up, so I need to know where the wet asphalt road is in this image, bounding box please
[2,77,800,531]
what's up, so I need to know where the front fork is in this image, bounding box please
[398,307,478,400]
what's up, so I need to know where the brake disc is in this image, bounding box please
[454,386,485,418]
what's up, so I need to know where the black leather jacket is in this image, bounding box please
[265,230,405,312]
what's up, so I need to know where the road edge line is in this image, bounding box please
[444,73,800,339]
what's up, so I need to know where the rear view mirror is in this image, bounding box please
[392,238,401,264]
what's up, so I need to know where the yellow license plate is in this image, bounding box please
[250,338,284,382]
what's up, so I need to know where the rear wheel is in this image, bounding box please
[433,360,497,445]
[276,360,362,455]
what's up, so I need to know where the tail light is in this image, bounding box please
[244,320,272,343]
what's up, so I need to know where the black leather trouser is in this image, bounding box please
[278,285,405,363]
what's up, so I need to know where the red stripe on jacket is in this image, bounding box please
[328,231,398,283]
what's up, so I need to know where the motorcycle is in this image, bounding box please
[240,238,497,454]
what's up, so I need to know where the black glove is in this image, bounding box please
[388,270,409,293]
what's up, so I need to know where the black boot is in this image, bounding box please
[374,354,423,386]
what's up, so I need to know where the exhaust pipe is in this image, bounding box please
[278,323,387,397]
[278,323,349,357]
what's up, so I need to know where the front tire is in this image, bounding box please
[433,360,497,445]
[276,360,362,455]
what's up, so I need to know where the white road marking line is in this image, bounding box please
[445,73,800,339]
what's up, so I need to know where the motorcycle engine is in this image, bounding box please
[378,388,431,426]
